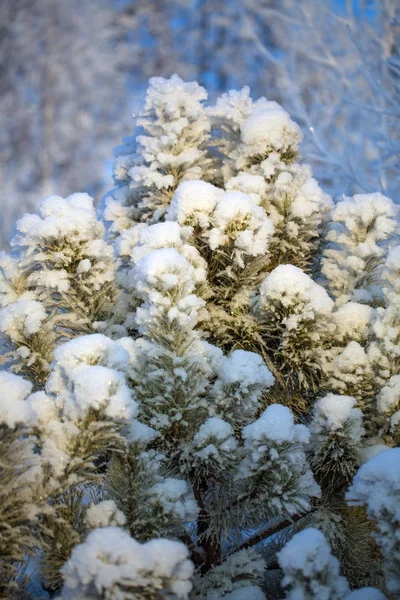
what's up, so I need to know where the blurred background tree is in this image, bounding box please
[1,0,399,247]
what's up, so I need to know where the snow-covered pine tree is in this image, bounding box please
[0,193,116,385]
[1,75,399,599]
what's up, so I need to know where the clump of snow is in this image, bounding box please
[211,350,274,423]
[330,193,397,246]
[49,363,137,422]
[194,417,235,446]
[278,528,350,600]
[208,86,254,131]
[322,192,398,304]
[324,341,373,401]
[260,264,334,321]
[384,244,400,273]
[114,222,146,257]
[0,298,47,339]
[226,173,267,200]
[16,193,101,247]
[240,102,302,156]
[131,246,206,331]
[206,191,274,266]
[332,302,373,341]
[0,372,33,428]
[192,417,237,465]
[129,419,158,444]
[60,526,194,599]
[346,448,400,594]
[26,334,138,488]
[47,335,138,424]
[243,404,309,445]
[289,175,327,220]
[136,221,184,250]
[310,394,364,445]
[133,248,196,296]
[129,221,207,285]
[168,182,274,268]
[149,477,199,522]
[377,375,400,432]
[85,500,127,529]
[53,333,130,371]
[167,180,222,227]
[237,405,319,514]
[334,342,370,374]
[217,350,274,392]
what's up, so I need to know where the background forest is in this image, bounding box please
[1,0,399,246]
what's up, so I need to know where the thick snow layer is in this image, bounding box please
[16,193,103,246]
[137,221,183,249]
[194,417,235,445]
[85,500,127,529]
[243,404,309,445]
[377,375,400,415]
[59,364,137,421]
[332,302,373,341]
[207,191,274,260]
[0,372,33,428]
[278,528,349,600]
[346,448,400,593]
[260,264,333,317]
[333,341,370,373]
[61,526,194,599]
[167,180,222,227]
[208,86,253,130]
[311,394,364,440]
[133,247,195,294]
[330,193,397,246]
[149,477,199,522]
[53,334,130,371]
[279,528,335,575]
[226,173,268,199]
[217,350,274,391]
[347,448,400,512]
[0,298,47,337]
[240,102,301,154]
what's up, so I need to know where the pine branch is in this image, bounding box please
[193,477,222,573]
[221,509,312,564]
